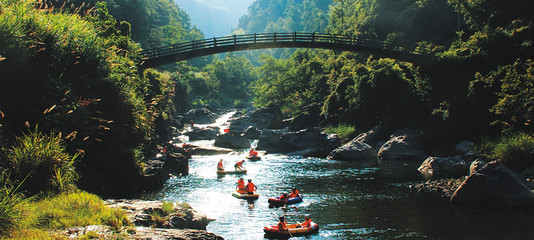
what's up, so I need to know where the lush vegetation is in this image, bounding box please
[245,0,534,171]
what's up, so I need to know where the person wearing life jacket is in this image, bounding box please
[298,214,312,228]
[249,148,257,157]
[236,178,246,193]
[234,160,245,170]
[246,179,257,194]
[279,193,289,204]
[289,188,299,198]
[277,216,288,231]
[217,159,224,170]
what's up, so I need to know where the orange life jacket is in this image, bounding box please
[237,179,245,189]
[278,221,287,231]
[289,190,299,198]
[246,182,256,193]
[301,219,312,228]
[236,160,245,167]
[217,161,223,169]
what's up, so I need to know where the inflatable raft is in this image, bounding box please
[216,169,247,175]
[232,190,259,199]
[268,194,303,206]
[245,155,261,161]
[263,222,319,238]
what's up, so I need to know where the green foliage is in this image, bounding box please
[324,124,357,142]
[0,172,25,236]
[27,191,129,229]
[327,0,458,46]
[0,0,181,196]
[488,133,534,173]
[202,54,259,107]
[7,129,78,195]
[489,60,534,131]
[161,201,175,215]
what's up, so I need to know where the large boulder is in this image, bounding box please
[353,124,387,146]
[184,127,219,140]
[214,133,250,149]
[327,139,376,161]
[243,126,261,139]
[280,128,341,157]
[418,156,468,179]
[256,128,289,152]
[450,161,534,207]
[377,128,426,161]
[327,124,386,161]
[184,108,218,124]
[228,105,283,133]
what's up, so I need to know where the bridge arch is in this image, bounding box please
[139,32,430,69]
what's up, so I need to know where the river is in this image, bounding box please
[145,113,534,239]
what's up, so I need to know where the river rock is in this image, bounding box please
[214,133,250,149]
[187,145,233,155]
[54,226,223,240]
[377,128,426,161]
[327,139,376,161]
[105,200,212,230]
[354,124,387,146]
[450,161,534,207]
[165,152,189,176]
[256,128,289,152]
[280,128,341,157]
[455,140,474,155]
[470,159,487,175]
[243,126,261,139]
[418,156,468,179]
[184,108,218,124]
[228,105,283,133]
[184,127,219,140]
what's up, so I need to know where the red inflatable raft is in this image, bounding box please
[264,222,319,238]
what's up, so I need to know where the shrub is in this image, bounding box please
[7,129,78,195]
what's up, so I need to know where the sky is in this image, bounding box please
[174,0,255,38]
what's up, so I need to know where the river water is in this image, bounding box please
[145,113,534,239]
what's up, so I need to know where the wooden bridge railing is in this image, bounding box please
[139,32,425,68]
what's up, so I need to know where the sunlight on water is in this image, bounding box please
[145,112,534,239]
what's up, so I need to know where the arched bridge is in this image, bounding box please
[139,32,430,69]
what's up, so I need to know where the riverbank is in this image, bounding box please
[1,191,222,239]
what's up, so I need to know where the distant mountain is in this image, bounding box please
[174,0,254,38]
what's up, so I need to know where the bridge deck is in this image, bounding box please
[139,32,428,68]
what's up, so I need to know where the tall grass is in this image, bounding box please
[27,191,129,229]
[7,129,78,195]
[490,132,534,173]
[324,123,357,142]
[0,172,25,236]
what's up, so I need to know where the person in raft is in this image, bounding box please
[234,159,245,171]
[217,159,224,170]
[297,214,312,228]
[236,177,246,193]
[279,193,289,203]
[246,179,257,194]
[289,188,299,198]
[277,216,288,231]
[249,148,257,157]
